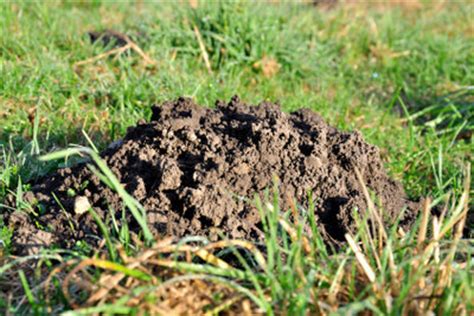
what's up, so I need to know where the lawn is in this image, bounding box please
[0,1,473,315]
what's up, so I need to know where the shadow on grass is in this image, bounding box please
[396,87,473,141]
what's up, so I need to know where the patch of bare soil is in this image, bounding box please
[4,97,419,254]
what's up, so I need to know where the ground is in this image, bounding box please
[0,1,473,315]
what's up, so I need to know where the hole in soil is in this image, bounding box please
[291,119,311,132]
[225,112,257,122]
[153,222,167,232]
[320,196,349,242]
[299,143,313,156]
[204,158,218,171]
[251,131,261,144]
[216,118,256,145]
[178,152,202,187]
[199,215,213,229]
[183,206,196,220]
[178,110,192,118]
[249,228,261,240]
[151,106,163,121]
[164,191,185,215]
[254,221,264,234]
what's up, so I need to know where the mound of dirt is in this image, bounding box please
[4,97,420,254]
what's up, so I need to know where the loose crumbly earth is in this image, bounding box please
[4,97,420,254]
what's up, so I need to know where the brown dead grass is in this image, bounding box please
[253,56,281,78]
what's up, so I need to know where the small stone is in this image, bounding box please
[74,196,91,215]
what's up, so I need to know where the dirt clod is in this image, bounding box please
[4,97,420,254]
[88,30,130,48]
[74,196,91,215]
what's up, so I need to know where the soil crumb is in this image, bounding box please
[88,29,130,48]
[4,97,419,254]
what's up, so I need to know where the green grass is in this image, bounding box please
[0,1,472,314]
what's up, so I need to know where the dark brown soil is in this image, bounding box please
[4,97,420,254]
[88,30,130,48]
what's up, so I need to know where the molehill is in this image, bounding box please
[5,97,420,254]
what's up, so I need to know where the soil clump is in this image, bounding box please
[88,29,130,48]
[4,97,419,254]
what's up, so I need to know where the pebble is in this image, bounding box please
[74,196,91,215]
